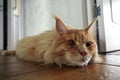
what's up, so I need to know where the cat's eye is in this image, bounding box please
[68,39,76,47]
[86,41,92,47]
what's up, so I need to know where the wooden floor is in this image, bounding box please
[1,51,120,80]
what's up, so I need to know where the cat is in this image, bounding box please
[2,16,102,67]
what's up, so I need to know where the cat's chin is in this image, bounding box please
[65,60,90,67]
[65,61,88,67]
[66,56,92,67]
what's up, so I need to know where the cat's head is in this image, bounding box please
[52,16,99,67]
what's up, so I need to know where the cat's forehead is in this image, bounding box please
[64,29,93,41]
[67,29,88,37]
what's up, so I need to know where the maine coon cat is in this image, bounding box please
[3,16,102,67]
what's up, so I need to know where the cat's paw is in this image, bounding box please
[91,55,103,63]
[80,62,89,67]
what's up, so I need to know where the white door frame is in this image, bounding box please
[87,0,106,53]
[95,0,106,52]
[86,0,106,52]
[7,0,24,50]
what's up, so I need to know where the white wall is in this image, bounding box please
[7,0,92,49]
[24,0,88,36]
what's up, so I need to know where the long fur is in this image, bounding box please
[2,16,103,67]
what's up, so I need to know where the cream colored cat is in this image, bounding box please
[3,16,102,67]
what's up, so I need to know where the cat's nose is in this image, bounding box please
[80,51,87,56]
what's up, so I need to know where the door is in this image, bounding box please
[102,0,120,51]
[0,0,3,50]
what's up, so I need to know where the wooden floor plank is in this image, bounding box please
[0,55,21,64]
[102,55,120,66]
[1,52,120,80]
[2,64,120,80]
[0,61,58,78]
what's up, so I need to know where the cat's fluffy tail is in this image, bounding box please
[2,50,16,55]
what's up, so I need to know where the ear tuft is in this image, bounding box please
[85,16,98,32]
[54,16,68,35]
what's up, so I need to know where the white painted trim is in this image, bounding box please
[7,0,24,50]
[81,0,88,27]
[86,0,93,25]
[7,0,14,50]
[18,0,25,39]
[0,0,3,50]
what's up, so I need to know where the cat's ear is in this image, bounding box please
[85,17,98,32]
[54,16,68,35]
